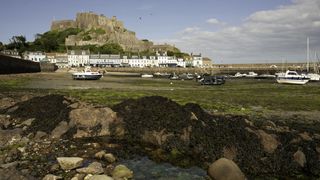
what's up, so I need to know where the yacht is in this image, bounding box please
[72,66,103,80]
[276,70,309,85]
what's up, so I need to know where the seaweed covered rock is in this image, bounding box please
[7,95,71,133]
[112,96,320,178]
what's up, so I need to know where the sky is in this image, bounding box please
[1,0,320,63]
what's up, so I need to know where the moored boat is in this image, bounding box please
[276,70,309,85]
[141,74,154,78]
[72,67,103,80]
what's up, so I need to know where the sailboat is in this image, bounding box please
[303,37,320,81]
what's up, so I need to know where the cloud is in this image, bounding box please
[206,18,220,24]
[162,0,320,63]
[206,18,226,26]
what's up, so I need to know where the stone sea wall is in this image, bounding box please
[0,55,40,74]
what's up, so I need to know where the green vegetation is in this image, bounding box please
[1,75,320,114]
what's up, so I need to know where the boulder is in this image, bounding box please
[34,131,48,141]
[85,175,114,180]
[0,128,22,147]
[208,158,245,180]
[69,107,124,138]
[0,97,15,109]
[112,165,133,179]
[293,150,306,167]
[0,114,11,129]
[76,162,104,174]
[256,130,280,153]
[57,157,84,170]
[50,121,69,139]
[42,174,63,180]
[95,150,106,159]
[104,153,116,163]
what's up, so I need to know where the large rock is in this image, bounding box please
[42,174,63,180]
[112,165,133,179]
[0,128,22,147]
[57,157,84,170]
[0,115,11,129]
[208,158,245,180]
[76,162,104,174]
[85,175,113,180]
[50,121,69,139]
[293,150,306,167]
[69,107,124,138]
[256,130,280,153]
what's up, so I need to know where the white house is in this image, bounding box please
[191,53,203,68]
[25,51,46,62]
[68,50,90,67]
[156,51,178,67]
[177,58,186,68]
[90,54,121,67]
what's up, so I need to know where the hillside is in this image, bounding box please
[51,12,153,52]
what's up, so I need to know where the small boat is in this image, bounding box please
[200,76,225,85]
[234,72,246,77]
[72,66,103,80]
[304,73,320,81]
[170,73,180,80]
[179,73,194,80]
[276,70,309,85]
[141,74,153,78]
[245,72,258,77]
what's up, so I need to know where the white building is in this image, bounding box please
[156,51,178,67]
[90,54,121,67]
[177,58,186,68]
[191,53,203,68]
[68,50,90,67]
[25,51,46,62]
[0,50,21,59]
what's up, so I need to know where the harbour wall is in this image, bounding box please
[0,55,41,74]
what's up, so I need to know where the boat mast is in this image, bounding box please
[307,37,310,72]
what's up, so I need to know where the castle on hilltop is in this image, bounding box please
[50,12,152,52]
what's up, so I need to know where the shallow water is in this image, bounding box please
[119,156,207,180]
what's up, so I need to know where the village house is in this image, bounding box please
[89,54,122,67]
[24,51,46,62]
[67,50,90,67]
[0,49,21,59]
[202,57,213,68]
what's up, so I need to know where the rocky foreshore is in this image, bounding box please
[0,93,319,179]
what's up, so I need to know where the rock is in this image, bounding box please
[71,173,86,180]
[208,158,246,180]
[0,97,15,109]
[316,146,320,154]
[85,175,113,180]
[43,174,63,180]
[223,146,237,160]
[0,128,22,147]
[76,162,104,174]
[112,165,133,179]
[6,105,19,113]
[0,161,19,169]
[0,168,34,180]
[104,153,116,163]
[50,163,60,172]
[299,132,312,141]
[21,118,35,126]
[69,107,124,138]
[50,121,70,139]
[95,150,106,159]
[57,157,84,170]
[293,150,306,167]
[256,130,280,153]
[0,114,11,129]
[34,131,48,141]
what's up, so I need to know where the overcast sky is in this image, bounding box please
[1,0,319,63]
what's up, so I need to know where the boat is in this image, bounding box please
[234,72,246,77]
[72,66,103,80]
[179,73,194,80]
[141,74,153,78]
[305,73,320,81]
[276,70,309,85]
[245,71,258,77]
[200,76,225,85]
[170,73,180,80]
[254,74,276,79]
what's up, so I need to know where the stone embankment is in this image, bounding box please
[0,93,319,179]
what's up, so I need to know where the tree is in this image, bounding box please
[0,42,4,51]
[6,35,29,55]
[99,43,124,54]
